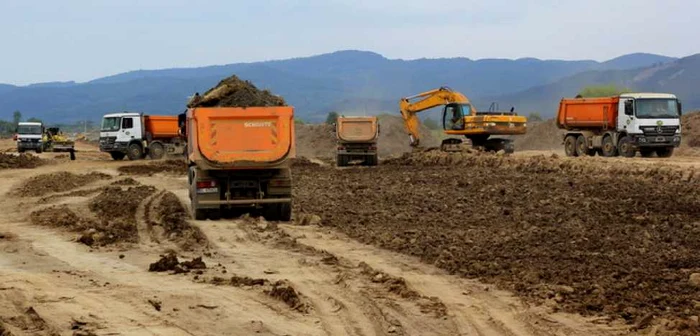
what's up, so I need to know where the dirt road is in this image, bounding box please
[0,144,696,335]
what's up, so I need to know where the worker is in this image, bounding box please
[448,106,464,130]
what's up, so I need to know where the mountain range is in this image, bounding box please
[0,50,694,123]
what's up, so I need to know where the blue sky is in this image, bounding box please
[1,0,698,85]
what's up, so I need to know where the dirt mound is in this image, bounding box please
[0,153,45,169]
[211,275,308,313]
[187,75,286,108]
[30,205,108,246]
[678,111,700,156]
[14,172,111,197]
[151,192,208,250]
[148,252,206,273]
[113,178,140,186]
[290,157,321,167]
[117,160,187,176]
[292,158,700,331]
[295,124,336,158]
[377,115,438,157]
[513,119,564,151]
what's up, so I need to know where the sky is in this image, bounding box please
[1,0,698,85]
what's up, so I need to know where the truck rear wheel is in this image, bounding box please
[564,135,578,157]
[263,202,292,221]
[617,136,636,158]
[336,154,346,167]
[575,135,593,156]
[148,142,165,160]
[110,152,126,161]
[366,154,378,166]
[127,143,143,160]
[193,208,207,220]
[656,147,674,158]
[601,135,617,157]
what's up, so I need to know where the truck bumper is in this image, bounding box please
[197,198,292,206]
[337,150,376,156]
[18,142,42,150]
[633,135,681,147]
[99,141,128,153]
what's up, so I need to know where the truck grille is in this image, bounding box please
[641,126,678,136]
[99,136,117,145]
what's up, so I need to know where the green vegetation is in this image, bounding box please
[325,111,339,124]
[578,84,632,98]
[527,112,543,121]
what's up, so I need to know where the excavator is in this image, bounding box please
[399,87,527,153]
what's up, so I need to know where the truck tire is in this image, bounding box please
[279,202,292,221]
[656,147,674,158]
[193,208,207,220]
[640,148,655,158]
[601,135,617,157]
[18,148,25,153]
[575,135,593,156]
[148,142,165,160]
[127,143,143,161]
[36,148,43,154]
[110,152,126,161]
[336,154,346,167]
[564,135,578,157]
[617,136,636,158]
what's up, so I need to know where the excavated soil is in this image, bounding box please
[292,151,700,330]
[513,119,564,151]
[0,153,45,169]
[187,74,286,108]
[210,276,309,313]
[117,160,187,176]
[151,192,208,250]
[13,172,111,197]
[148,252,206,273]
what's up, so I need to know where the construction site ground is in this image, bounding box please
[0,137,699,336]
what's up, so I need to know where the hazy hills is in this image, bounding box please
[0,50,691,123]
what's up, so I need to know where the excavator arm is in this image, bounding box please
[399,87,476,147]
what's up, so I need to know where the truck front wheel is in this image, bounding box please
[601,136,617,157]
[617,136,636,158]
[127,143,144,160]
[656,147,674,158]
[110,152,126,161]
[564,135,578,157]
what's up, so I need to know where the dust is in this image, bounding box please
[292,153,700,329]
[0,153,45,169]
[187,74,286,108]
[117,160,187,176]
[13,172,111,197]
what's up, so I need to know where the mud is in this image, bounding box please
[211,275,309,313]
[187,74,286,108]
[13,172,111,197]
[117,160,187,176]
[148,252,206,273]
[292,152,700,330]
[151,192,208,250]
[0,153,45,170]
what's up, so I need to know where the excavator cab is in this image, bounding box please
[442,103,471,131]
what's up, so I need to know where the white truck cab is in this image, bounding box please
[99,112,144,160]
[617,93,682,156]
[16,122,44,153]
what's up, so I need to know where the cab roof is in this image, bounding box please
[103,112,141,118]
[620,93,677,99]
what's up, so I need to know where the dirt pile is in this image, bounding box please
[512,119,564,151]
[14,172,111,197]
[151,192,207,250]
[148,252,207,273]
[377,115,438,157]
[187,75,286,108]
[210,275,308,313]
[0,153,45,169]
[113,178,140,186]
[117,160,187,176]
[678,111,700,155]
[295,124,336,158]
[292,157,700,331]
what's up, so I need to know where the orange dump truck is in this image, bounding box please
[557,93,682,158]
[334,116,379,166]
[183,107,295,221]
[99,112,186,160]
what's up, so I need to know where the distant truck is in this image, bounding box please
[334,116,379,166]
[99,112,185,160]
[183,107,295,221]
[15,122,44,153]
[557,93,682,158]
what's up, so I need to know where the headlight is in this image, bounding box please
[638,138,647,143]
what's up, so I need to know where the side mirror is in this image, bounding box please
[678,101,683,116]
[624,100,634,116]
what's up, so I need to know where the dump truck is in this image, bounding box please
[183,106,295,221]
[16,122,44,153]
[557,93,682,158]
[99,112,185,160]
[333,116,379,166]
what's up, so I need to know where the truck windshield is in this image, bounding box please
[17,125,42,134]
[636,99,679,119]
[101,117,121,131]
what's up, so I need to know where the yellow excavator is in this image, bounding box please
[399,87,527,153]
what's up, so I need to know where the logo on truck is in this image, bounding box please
[244,122,273,128]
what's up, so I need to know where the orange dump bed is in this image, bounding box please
[144,115,179,138]
[190,107,294,165]
[336,116,378,142]
[557,97,619,130]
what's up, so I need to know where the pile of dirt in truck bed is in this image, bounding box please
[187,75,286,108]
[13,172,112,197]
[294,115,439,159]
[512,119,564,151]
[117,160,187,176]
[291,153,700,331]
[0,153,45,169]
